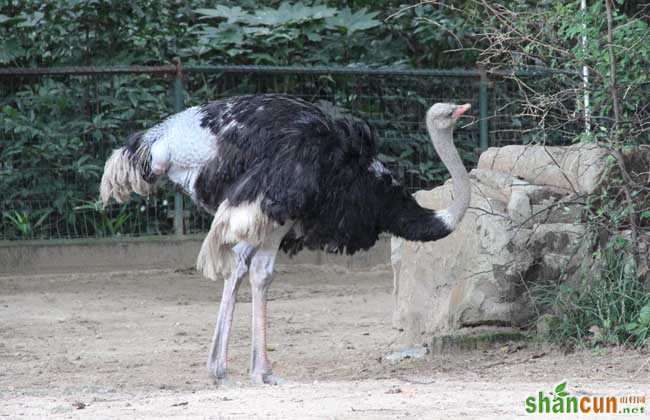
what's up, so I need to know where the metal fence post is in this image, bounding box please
[479,69,489,152]
[172,58,184,236]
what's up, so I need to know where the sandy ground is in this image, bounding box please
[0,265,648,419]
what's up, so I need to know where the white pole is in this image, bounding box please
[581,0,591,134]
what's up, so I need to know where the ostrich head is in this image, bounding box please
[425,103,471,131]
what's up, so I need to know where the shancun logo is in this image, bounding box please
[525,382,646,415]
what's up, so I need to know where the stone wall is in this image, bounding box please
[0,234,390,276]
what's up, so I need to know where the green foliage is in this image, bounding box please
[524,1,647,145]
[0,72,172,238]
[188,2,472,67]
[326,7,381,34]
[2,209,51,238]
[0,0,202,66]
[0,1,475,68]
[624,304,650,348]
[75,200,131,237]
[531,236,649,348]
[192,3,345,64]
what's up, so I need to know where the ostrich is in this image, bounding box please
[100,94,471,385]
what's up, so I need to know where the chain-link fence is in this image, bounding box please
[0,63,563,241]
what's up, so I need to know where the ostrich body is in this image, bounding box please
[100,94,471,384]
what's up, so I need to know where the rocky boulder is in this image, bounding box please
[393,144,608,346]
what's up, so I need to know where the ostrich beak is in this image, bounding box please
[452,103,471,119]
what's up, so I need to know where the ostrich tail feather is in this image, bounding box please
[100,147,153,207]
[196,218,233,281]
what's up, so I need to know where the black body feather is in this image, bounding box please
[193,94,451,255]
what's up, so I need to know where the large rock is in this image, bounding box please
[478,144,607,194]
[393,144,608,346]
[393,177,534,344]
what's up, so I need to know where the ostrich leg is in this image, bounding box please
[248,224,292,385]
[207,242,254,382]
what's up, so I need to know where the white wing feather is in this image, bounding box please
[146,106,218,197]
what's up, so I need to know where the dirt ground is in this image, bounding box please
[0,265,648,419]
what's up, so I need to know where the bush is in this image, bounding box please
[532,236,649,348]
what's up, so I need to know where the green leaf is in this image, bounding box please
[0,38,25,64]
[305,31,322,42]
[195,6,248,24]
[249,3,335,26]
[326,7,381,34]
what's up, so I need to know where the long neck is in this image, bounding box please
[382,123,471,242]
[426,124,471,231]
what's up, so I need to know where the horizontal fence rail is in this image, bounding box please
[0,65,179,77]
[0,64,567,77]
[0,63,573,242]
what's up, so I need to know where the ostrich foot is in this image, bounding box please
[251,372,285,385]
[212,375,238,387]
[207,364,235,387]
[209,368,239,387]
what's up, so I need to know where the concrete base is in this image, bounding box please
[0,234,390,276]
